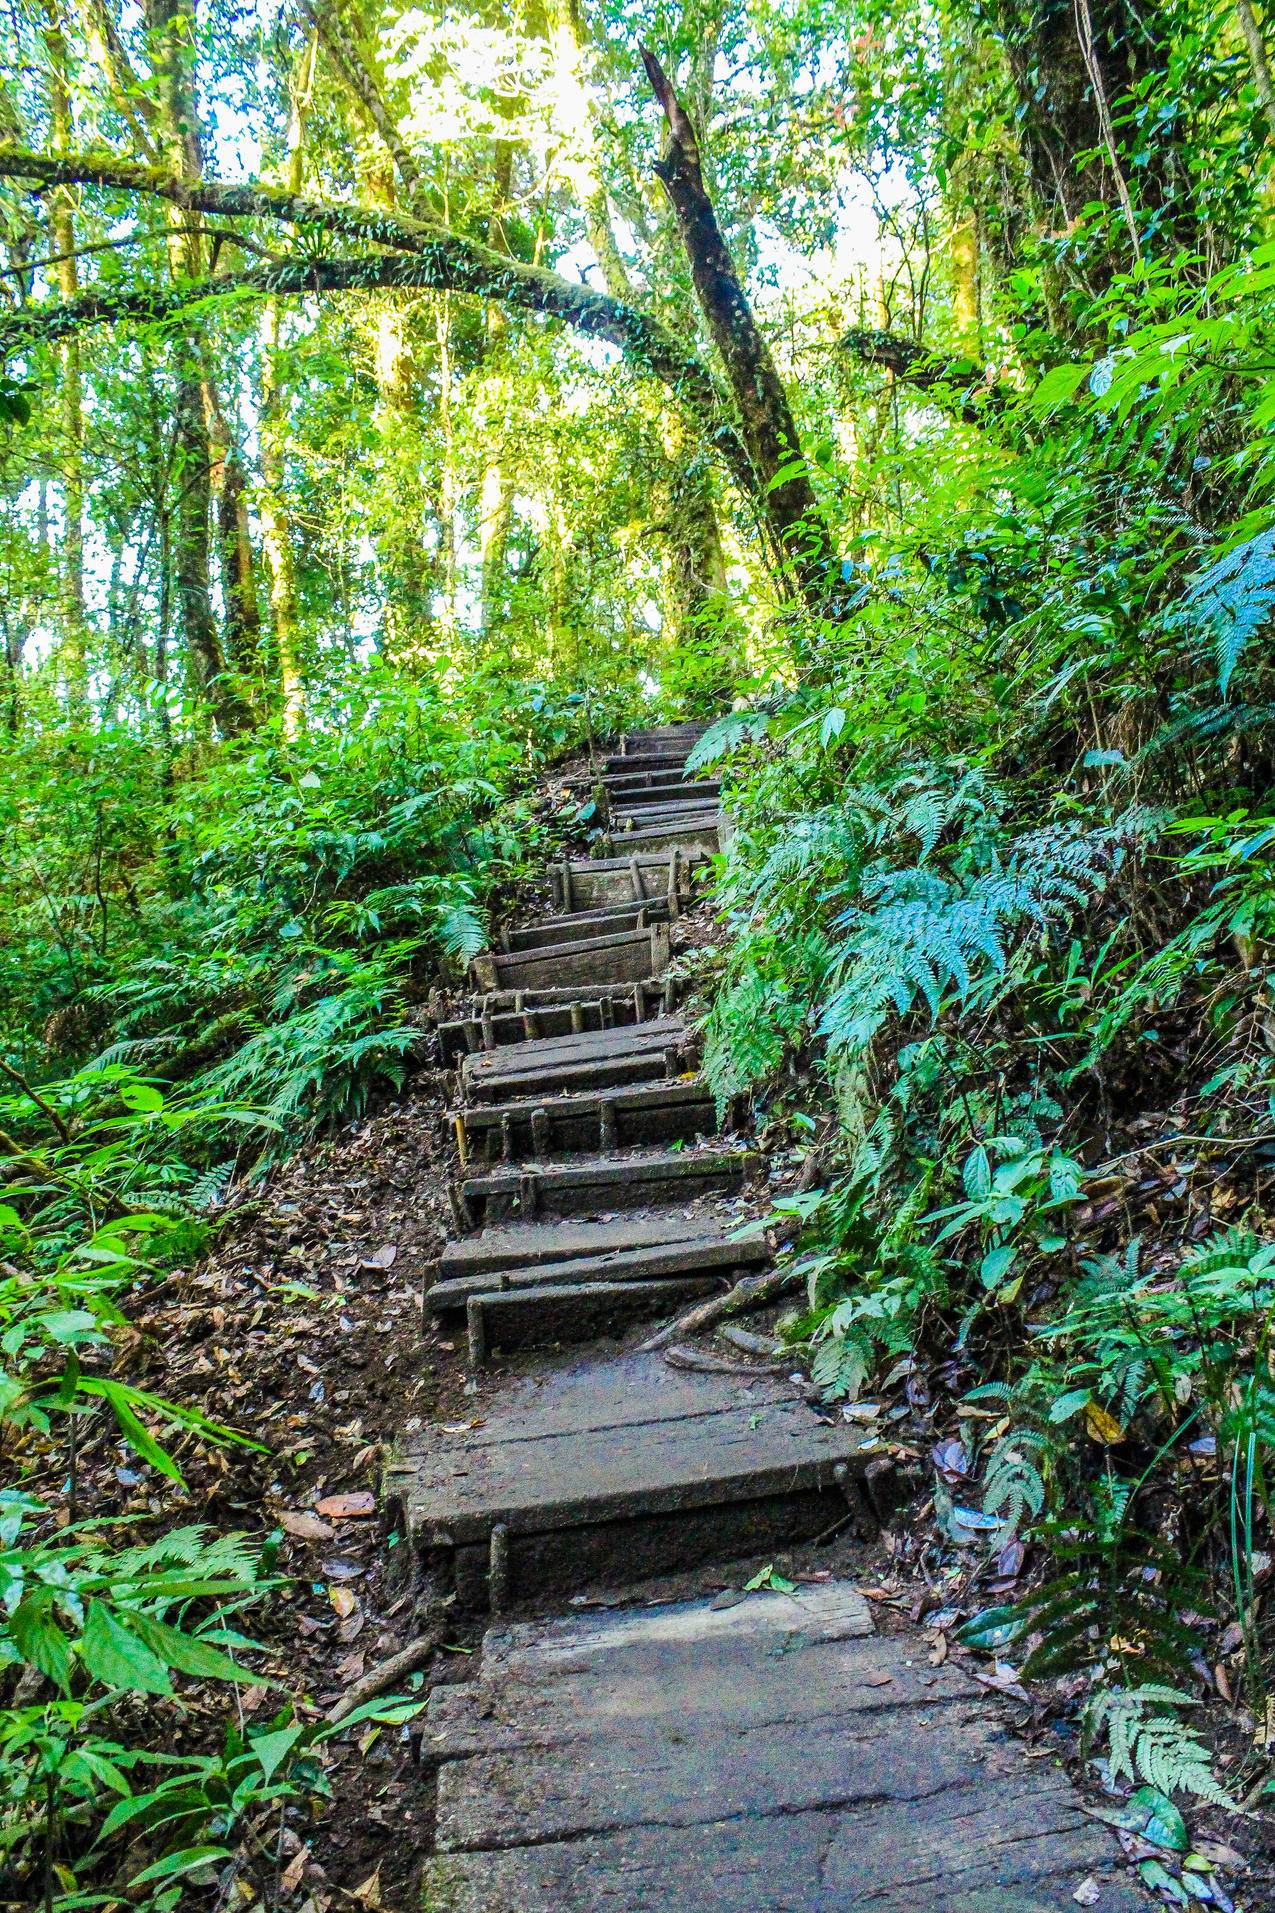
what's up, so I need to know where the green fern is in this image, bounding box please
[1085,1685,1233,1805]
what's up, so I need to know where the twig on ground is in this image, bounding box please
[325,1627,442,1724]
[641,1265,801,1351]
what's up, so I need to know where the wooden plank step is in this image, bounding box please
[471,923,669,994]
[429,1227,767,1311]
[455,1076,716,1162]
[452,1146,759,1227]
[608,783,717,811]
[615,800,720,830]
[604,819,720,859]
[461,1017,690,1101]
[602,749,700,776]
[604,769,719,798]
[500,901,666,953]
[464,1047,672,1105]
[386,1354,869,1608]
[438,1212,728,1280]
[437,984,667,1064]
[463,1274,720,1365]
[549,850,709,913]
[421,1585,1146,1910]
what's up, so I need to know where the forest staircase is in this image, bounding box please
[390,725,1150,1911]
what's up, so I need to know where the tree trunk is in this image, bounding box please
[1236,0,1275,140]
[43,4,86,711]
[258,31,315,736]
[205,385,262,684]
[639,48,835,613]
[146,0,251,735]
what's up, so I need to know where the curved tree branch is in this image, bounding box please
[0,145,756,496]
[841,327,1013,425]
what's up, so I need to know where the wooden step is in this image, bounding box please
[421,1585,1146,1910]
[471,922,669,994]
[605,769,720,799]
[608,782,718,811]
[602,749,700,776]
[437,983,668,1065]
[386,1353,870,1609]
[451,1145,759,1228]
[429,1226,768,1312]
[615,800,720,831]
[460,1018,691,1102]
[603,818,720,859]
[549,849,709,914]
[455,1077,716,1163]
[437,1212,735,1282]
[500,901,667,954]
[463,1274,720,1365]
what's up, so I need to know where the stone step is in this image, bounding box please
[386,1354,869,1610]
[460,1017,691,1102]
[437,983,668,1065]
[499,901,667,954]
[429,1225,767,1312]
[470,922,669,994]
[420,1584,1146,1911]
[549,848,708,914]
[451,1145,759,1228]
[463,1274,719,1366]
[455,1076,717,1163]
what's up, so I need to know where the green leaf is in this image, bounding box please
[119,1083,165,1114]
[9,1591,73,1691]
[980,1243,1017,1290]
[1030,363,1088,410]
[1138,1858,1188,1903]
[127,1845,231,1888]
[956,1605,1024,1652]
[248,1721,305,1782]
[96,1386,185,1483]
[1131,1786,1189,1853]
[129,1613,264,1685]
[80,1601,172,1696]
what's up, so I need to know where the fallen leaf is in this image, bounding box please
[315,1491,375,1519]
[360,1245,398,1270]
[1214,1661,1233,1703]
[1084,1402,1125,1445]
[280,1846,308,1895]
[352,1866,383,1908]
[863,1670,894,1687]
[928,1632,949,1666]
[329,1586,357,1619]
[280,1511,335,1541]
[1073,1879,1101,1906]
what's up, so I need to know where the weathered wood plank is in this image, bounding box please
[437,1213,717,1280]
[429,1228,767,1311]
[420,1585,1147,1912]
[389,1354,862,1549]
[453,1145,759,1224]
[456,1076,717,1160]
[471,923,670,994]
[465,1274,721,1361]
